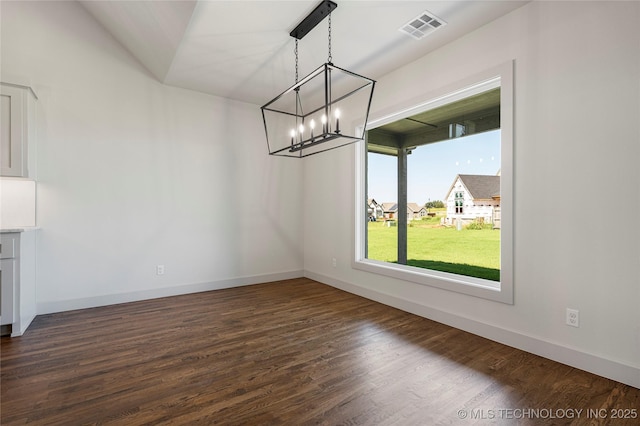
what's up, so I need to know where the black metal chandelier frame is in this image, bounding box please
[260,0,376,158]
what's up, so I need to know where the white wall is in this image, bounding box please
[1,1,304,312]
[304,1,640,387]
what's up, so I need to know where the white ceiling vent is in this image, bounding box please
[399,11,447,40]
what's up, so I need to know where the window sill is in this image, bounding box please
[353,258,512,304]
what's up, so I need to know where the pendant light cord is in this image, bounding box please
[327,13,332,64]
[295,39,299,84]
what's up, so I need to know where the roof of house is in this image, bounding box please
[380,203,426,213]
[446,174,500,200]
[381,202,397,212]
[407,203,423,213]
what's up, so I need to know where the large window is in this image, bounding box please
[354,62,513,303]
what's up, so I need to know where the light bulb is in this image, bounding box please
[335,108,341,134]
[290,129,296,145]
[321,114,327,134]
[310,119,316,140]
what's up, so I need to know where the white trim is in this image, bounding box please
[305,270,640,389]
[12,312,35,337]
[354,61,514,304]
[0,81,38,100]
[36,270,304,315]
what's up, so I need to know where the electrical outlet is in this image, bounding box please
[566,308,579,327]
[332,258,337,268]
[156,265,165,275]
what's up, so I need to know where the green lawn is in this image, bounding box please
[367,220,500,281]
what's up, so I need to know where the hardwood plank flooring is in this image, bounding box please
[1,278,638,425]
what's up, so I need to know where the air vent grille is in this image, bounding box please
[399,11,447,40]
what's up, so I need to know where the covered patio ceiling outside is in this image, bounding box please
[367,87,500,155]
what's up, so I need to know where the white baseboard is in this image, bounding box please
[37,270,304,316]
[12,313,36,337]
[305,270,640,389]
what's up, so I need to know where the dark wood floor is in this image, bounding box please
[2,278,638,425]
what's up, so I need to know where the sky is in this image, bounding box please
[367,129,501,205]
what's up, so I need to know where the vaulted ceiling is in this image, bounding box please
[80,1,529,105]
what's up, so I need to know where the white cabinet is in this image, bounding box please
[1,83,37,178]
[0,233,18,328]
[0,259,16,326]
[0,231,36,336]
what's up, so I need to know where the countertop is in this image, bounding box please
[1,228,39,233]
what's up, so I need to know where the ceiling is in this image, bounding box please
[79,1,529,106]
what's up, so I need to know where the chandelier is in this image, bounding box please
[261,0,375,158]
